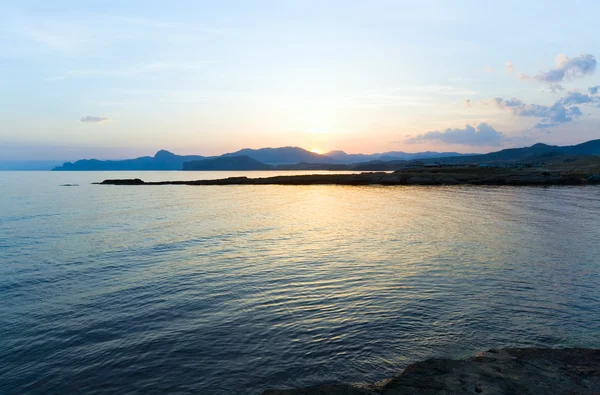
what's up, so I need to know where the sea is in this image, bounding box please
[1,171,599,394]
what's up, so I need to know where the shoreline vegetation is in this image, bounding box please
[261,348,600,395]
[97,166,600,186]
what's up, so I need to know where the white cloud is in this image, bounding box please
[405,123,504,146]
[486,89,600,129]
[524,54,597,83]
[80,116,111,123]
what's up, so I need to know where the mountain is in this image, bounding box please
[53,150,205,171]
[221,146,336,165]
[183,155,273,170]
[50,139,600,171]
[421,139,600,164]
[323,151,375,164]
[324,150,472,164]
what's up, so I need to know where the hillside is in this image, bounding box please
[183,155,273,170]
[221,146,336,165]
[325,150,470,164]
[421,139,600,164]
[53,150,205,171]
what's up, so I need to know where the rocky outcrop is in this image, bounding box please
[97,168,600,186]
[262,348,600,395]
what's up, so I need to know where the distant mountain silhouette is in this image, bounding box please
[53,150,205,171]
[51,139,600,171]
[423,139,600,164]
[183,155,273,170]
[324,150,471,164]
[221,146,336,165]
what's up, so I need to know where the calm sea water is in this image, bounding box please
[1,171,599,395]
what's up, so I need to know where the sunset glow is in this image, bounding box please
[1,1,599,161]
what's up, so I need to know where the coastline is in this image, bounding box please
[96,168,600,186]
[262,348,600,394]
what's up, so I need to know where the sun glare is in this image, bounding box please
[310,148,322,154]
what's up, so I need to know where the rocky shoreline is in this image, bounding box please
[97,168,600,186]
[262,348,600,395]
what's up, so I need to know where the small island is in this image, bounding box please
[97,164,600,187]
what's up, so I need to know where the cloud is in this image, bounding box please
[405,123,504,146]
[533,53,596,83]
[558,91,595,106]
[534,122,558,129]
[487,92,597,129]
[518,73,532,81]
[489,97,525,109]
[80,116,110,123]
[589,85,600,95]
[505,61,515,73]
[484,65,494,72]
[547,84,565,93]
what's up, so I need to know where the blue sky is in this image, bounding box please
[1,0,600,160]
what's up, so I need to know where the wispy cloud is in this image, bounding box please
[405,123,504,146]
[15,23,86,52]
[107,15,227,36]
[484,65,494,72]
[373,85,477,96]
[51,61,211,80]
[80,115,111,123]
[518,73,532,81]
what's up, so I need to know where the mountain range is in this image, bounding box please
[53,150,205,171]
[49,139,600,171]
[51,147,473,171]
[416,140,600,164]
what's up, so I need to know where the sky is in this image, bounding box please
[1,0,600,161]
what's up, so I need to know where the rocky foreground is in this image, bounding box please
[262,348,600,395]
[97,168,600,186]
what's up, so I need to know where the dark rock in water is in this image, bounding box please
[587,174,600,182]
[59,184,79,186]
[98,178,145,185]
[262,348,600,395]
[263,384,374,395]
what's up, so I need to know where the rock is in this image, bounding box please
[262,384,375,395]
[97,169,600,187]
[98,178,145,185]
[262,348,600,395]
[587,174,600,182]
[406,176,436,185]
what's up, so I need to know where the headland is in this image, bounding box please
[97,166,600,186]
